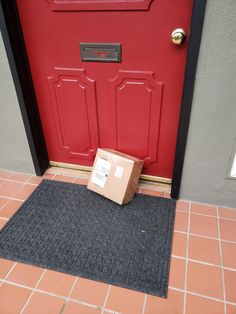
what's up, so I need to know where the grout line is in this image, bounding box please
[176,209,236,222]
[174,230,188,235]
[20,269,47,314]
[177,209,216,218]
[2,179,37,186]
[169,286,185,293]
[101,285,111,314]
[12,178,35,199]
[172,255,220,268]
[221,237,236,245]
[179,199,236,212]
[66,277,79,300]
[25,175,34,184]
[59,276,79,314]
[175,209,190,214]
[0,276,235,310]
[183,201,191,314]
[217,216,236,222]
[0,195,26,202]
[0,262,17,287]
[172,255,219,267]
[0,278,117,314]
[186,290,227,304]
[178,200,212,208]
[174,230,236,245]
[101,309,121,314]
[221,265,236,272]
[0,179,6,187]
[174,230,218,240]
[216,206,227,314]
[101,311,120,314]
[0,198,11,211]
[185,232,218,240]
[0,181,5,188]
[191,210,236,222]
[65,297,103,310]
[32,288,68,301]
[0,176,38,201]
[7,171,32,176]
[0,278,66,298]
[0,278,68,300]
[169,286,236,306]
[226,301,236,307]
[171,255,187,260]
[141,294,147,314]
[171,255,236,272]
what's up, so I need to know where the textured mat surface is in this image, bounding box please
[0,180,175,296]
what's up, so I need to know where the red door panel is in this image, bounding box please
[109,70,163,168]
[48,0,154,11]
[16,0,193,178]
[48,68,99,161]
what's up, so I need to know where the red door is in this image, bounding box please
[16,0,193,179]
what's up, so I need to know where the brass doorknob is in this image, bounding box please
[171,28,186,45]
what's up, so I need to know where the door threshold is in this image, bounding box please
[49,161,172,185]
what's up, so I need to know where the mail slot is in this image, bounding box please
[80,43,121,63]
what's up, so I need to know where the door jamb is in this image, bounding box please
[171,0,207,198]
[0,0,49,176]
[0,0,207,197]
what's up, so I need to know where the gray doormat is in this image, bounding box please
[0,180,175,297]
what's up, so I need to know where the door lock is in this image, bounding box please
[171,28,186,45]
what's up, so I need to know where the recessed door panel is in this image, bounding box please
[109,71,163,168]
[48,69,99,161]
[48,0,154,11]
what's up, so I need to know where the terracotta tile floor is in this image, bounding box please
[0,168,236,314]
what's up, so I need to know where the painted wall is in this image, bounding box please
[0,31,35,173]
[180,0,236,208]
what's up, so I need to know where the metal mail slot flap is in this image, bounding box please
[80,43,121,63]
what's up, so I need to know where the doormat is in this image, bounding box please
[0,180,176,297]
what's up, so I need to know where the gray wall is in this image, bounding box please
[180,0,236,208]
[0,31,35,174]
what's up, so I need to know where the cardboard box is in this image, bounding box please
[87,149,143,205]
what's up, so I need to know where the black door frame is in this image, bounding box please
[0,0,207,198]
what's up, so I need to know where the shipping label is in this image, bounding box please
[114,165,124,179]
[91,157,111,188]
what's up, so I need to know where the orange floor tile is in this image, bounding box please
[37,270,76,297]
[0,168,235,314]
[70,278,109,307]
[188,235,221,265]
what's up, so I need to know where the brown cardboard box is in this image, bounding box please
[87,149,143,205]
